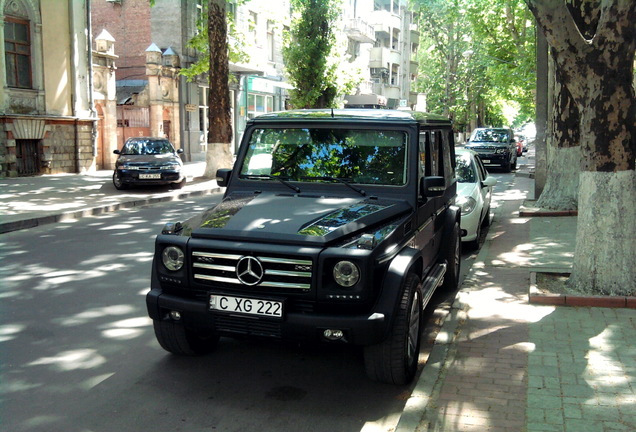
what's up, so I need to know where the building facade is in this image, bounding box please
[1,0,96,178]
[342,0,419,109]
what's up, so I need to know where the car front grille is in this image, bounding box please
[192,251,313,293]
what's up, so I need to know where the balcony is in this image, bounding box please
[370,10,401,36]
[369,47,402,69]
[344,18,376,44]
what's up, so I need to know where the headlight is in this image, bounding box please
[457,196,477,215]
[161,164,180,170]
[495,148,508,154]
[333,260,360,287]
[162,246,185,271]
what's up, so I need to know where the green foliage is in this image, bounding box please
[412,0,536,129]
[180,2,249,82]
[282,0,347,108]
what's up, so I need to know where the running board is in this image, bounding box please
[421,262,447,307]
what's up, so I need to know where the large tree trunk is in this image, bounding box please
[204,0,234,178]
[526,0,636,295]
[535,51,580,210]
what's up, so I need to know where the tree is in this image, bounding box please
[203,0,234,178]
[413,0,536,130]
[535,0,598,210]
[525,0,636,295]
[282,0,341,108]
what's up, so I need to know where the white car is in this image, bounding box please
[455,148,497,249]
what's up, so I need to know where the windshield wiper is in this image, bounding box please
[240,174,301,193]
[301,176,366,197]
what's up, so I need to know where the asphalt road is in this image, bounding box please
[0,169,517,432]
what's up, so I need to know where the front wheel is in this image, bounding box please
[153,320,219,356]
[364,273,422,385]
[441,221,461,291]
[112,172,129,190]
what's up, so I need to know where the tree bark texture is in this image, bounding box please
[525,0,636,295]
[205,0,234,178]
[535,51,580,210]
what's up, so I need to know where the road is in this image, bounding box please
[0,167,518,432]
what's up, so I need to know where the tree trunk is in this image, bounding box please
[204,0,234,179]
[525,0,636,295]
[535,50,580,210]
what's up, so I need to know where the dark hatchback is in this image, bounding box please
[113,137,185,190]
[466,127,517,172]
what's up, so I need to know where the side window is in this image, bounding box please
[440,130,454,185]
[429,131,440,176]
[418,132,427,180]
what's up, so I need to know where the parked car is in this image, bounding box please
[465,127,517,172]
[113,137,185,190]
[146,109,462,385]
[514,136,523,156]
[455,148,497,250]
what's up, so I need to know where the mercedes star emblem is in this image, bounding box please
[236,256,264,286]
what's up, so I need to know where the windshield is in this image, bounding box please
[455,153,477,183]
[121,139,175,155]
[239,128,408,186]
[471,129,510,143]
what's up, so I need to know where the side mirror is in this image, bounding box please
[216,168,232,187]
[176,148,184,154]
[421,176,445,198]
[482,176,497,187]
[113,149,121,155]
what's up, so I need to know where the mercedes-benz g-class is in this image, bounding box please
[146,109,461,384]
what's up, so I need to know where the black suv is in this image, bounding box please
[146,109,461,384]
[465,127,517,172]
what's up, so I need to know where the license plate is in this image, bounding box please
[209,294,283,318]
[139,173,161,179]
[482,160,490,164]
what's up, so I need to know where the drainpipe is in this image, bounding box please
[69,1,80,173]
[86,0,98,159]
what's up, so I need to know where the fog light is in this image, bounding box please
[323,329,344,340]
[169,311,181,321]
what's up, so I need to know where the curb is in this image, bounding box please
[0,185,223,234]
[528,271,636,308]
[394,295,468,432]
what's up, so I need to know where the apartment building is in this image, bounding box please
[342,0,419,109]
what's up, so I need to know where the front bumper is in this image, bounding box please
[146,289,388,346]
[117,169,183,185]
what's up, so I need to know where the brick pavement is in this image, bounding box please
[397,170,636,432]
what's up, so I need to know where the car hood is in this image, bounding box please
[183,192,412,246]
[457,182,479,199]
[117,154,181,166]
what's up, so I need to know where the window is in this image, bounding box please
[267,20,275,61]
[4,17,32,88]
[247,93,273,119]
[249,11,258,44]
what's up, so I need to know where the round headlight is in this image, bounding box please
[333,261,360,287]
[457,196,477,215]
[162,246,185,271]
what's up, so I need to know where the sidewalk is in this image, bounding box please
[397,162,636,431]
[0,162,223,234]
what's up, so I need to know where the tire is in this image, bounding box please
[364,273,422,385]
[503,160,512,173]
[482,206,492,227]
[112,172,128,190]
[441,221,461,291]
[153,319,219,356]
[511,157,517,170]
[467,221,481,251]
